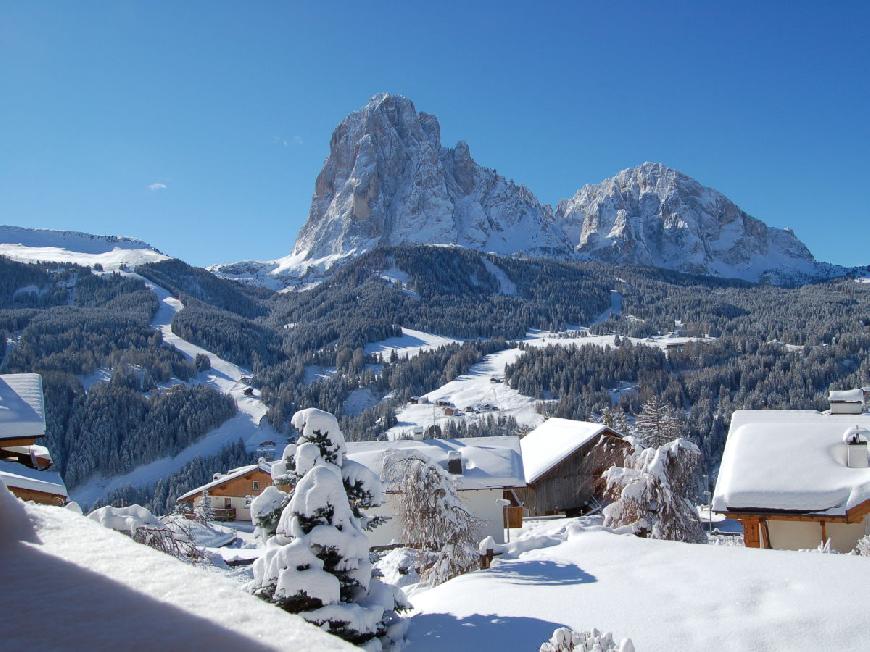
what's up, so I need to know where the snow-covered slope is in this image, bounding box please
[555,163,839,283]
[71,277,284,508]
[0,484,350,651]
[0,225,168,270]
[407,517,870,651]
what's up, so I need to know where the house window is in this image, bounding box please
[252,480,260,491]
[224,498,231,508]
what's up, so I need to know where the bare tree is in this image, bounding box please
[603,438,705,543]
[383,452,481,586]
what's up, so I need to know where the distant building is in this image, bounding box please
[345,436,526,546]
[175,460,279,521]
[0,373,68,506]
[515,418,628,516]
[828,388,865,415]
[713,398,870,553]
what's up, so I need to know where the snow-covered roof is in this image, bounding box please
[0,459,67,497]
[713,410,870,515]
[0,373,46,439]
[176,460,271,502]
[828,388,864,403]
[520,418,617,484]
[346,436,525,490]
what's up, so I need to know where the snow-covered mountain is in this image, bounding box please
[211,93,570,284]
[0,225,167,270]
[213,94,847,286]
[555,163,837,283]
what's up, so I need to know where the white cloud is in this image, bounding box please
[147,182,167,191]
[274,135,303,148]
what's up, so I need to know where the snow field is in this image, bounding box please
[406,517,870,651]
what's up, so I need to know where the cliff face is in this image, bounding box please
[290,93,569,272]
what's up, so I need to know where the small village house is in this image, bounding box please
[713,391,870,553]
[176,460,278,521]
[345,436,526,546]
[0,373,68,506]
[515,418,629,516]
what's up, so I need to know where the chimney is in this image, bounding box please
[447,451,463,475]
[843,426,869,469]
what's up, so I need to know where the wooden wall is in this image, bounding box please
[516,433,629,516]
[8,485,66,506]
[179,468,274,504]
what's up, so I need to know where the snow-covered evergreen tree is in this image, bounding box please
[250,485,290,541]
[635,397,682,448]
[383,452,481,586]
[852,534,870,556]
[249,408,405,646]
[603,438,705,543]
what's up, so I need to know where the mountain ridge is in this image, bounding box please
[211,93,847,286]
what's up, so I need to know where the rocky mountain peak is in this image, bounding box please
[289,93,568,274]
[555,162,822,282]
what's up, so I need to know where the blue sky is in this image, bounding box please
[1,1,868,267]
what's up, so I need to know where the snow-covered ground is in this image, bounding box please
[0,226,168,270]
[387,330,714,438]
[71,279,284,508]
[0,486,350,651]
[405,517,870,651]
[364,327,461,360]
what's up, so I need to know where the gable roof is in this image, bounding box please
[0,373,46,440]
[176,461,272,502]
[713,410,870,516]
[520,418,617,484]
[346,436,525,490]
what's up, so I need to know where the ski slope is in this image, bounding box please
[71,279,284,508]
[364,327,461,360]
[387,329,713,438]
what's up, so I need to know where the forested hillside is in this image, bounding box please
[0,257,241,494]
[6,244,869,507]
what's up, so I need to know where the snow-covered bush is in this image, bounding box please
[603,438,705,543]
[383,452,481,586]
[852,534,870,556]
[88,504,208,562]
[540,626,635,652]
[250,485,291,541]
[249,408,406,646]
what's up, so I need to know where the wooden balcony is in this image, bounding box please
[209,507,236,521]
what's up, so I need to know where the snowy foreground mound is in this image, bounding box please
[406,518,870,651]
[0,484,350,651]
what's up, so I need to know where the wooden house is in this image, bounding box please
[713,406,870,553]
[0,373,68,506]
[175,460,281,521]
[345,436,526,546]
[515,418,628,517]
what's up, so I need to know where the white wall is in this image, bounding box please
[767,517,869,553]
[364,488,507,547]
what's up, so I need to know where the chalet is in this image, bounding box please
[515,418,629,517]
[0,373,68,506]
[828,388,864,415]
[713,403,870,553]
[175,459,279,521]
[345,436,526,546]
